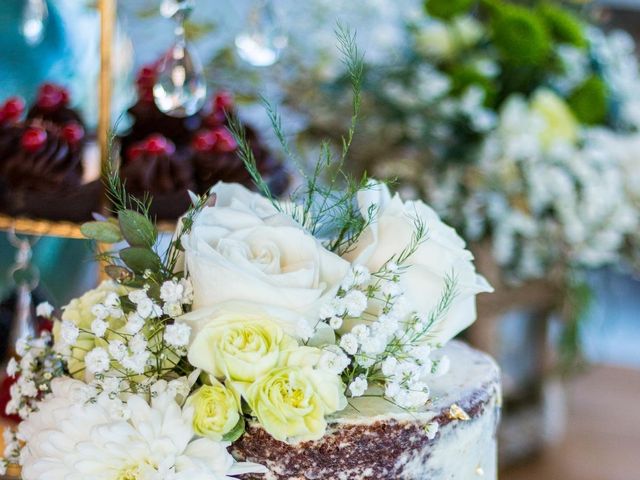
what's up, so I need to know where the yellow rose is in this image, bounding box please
[186,378,240,441]
[60,281,126,330]
[531,89,579,148]
[245,367,325,442]
[282,347,348,413]
[245,351,347,443]
[185,306,298,383]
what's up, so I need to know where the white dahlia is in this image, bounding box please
[18,378,265,480]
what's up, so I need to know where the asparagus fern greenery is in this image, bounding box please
[228,24,379,255]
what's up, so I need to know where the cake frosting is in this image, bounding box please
[232,341,501,480]
[2,123,84,192]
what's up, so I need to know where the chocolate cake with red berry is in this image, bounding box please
[0,85,101,222]
[117,64,290,219]
[121,134,195,220]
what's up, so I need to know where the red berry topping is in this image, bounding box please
[61,123,85,145]
[136,64,159,101]
[36,83,70,110]
[21,127,47,152]
[214,91,234,113]
[144,134,175,155]
[127,143,145,161]
[214,128,237,152]
[0,97,25,123]
[192,130,218,153]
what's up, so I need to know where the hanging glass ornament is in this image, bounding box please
[235,0,288,67]
[153,0,207,117]
[21,0,49,46]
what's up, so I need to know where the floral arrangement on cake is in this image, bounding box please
[283,0,640,283]
[0,31,491,478]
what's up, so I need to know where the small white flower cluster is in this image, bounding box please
[2,428,20,467]
[160,278,194,317]
[59,279,194,397]
[4,331,65,420]
[321,263,449,409]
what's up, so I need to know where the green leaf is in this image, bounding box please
[119,247,162,274]
[104,265,133,282]
[80,221,123,243]
[222,416,246,442]
[118,210,157,248]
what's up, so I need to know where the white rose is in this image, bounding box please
[182,182,350,339]
[344,183,492,345]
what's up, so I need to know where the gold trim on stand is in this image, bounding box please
[0,214,85,240]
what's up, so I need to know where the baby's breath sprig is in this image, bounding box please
[314,215,455,410]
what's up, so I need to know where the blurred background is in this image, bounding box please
[0,1,639,479]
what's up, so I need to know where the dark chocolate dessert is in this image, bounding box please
[0,84,101,222]
[26,83,84,126]
[3,123,84,192]
[0,98,25,161]
[121,134,194,220]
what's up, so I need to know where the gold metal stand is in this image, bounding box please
[98,0,115,175]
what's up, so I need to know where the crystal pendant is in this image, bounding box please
[154,0,206,117]
[159,0,195,20]
[153,40,207,117]
[235,0,288,67]
[21,0,48,46]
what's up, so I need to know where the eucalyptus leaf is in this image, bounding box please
[118,210,157,247]
[119,247,162,274]
[222,416,246,442]
[80,221,123,243]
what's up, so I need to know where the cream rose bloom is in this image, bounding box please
[245,348,347,443]
[186,378,240,441]
[183,302,298,383]
[344,183,493,345]
[181,182,350,340]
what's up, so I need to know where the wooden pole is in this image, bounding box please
[98,0,116,284]
[98,0,115,174]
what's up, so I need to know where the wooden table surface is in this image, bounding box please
[502,365,640,480]
[2,365,638,479]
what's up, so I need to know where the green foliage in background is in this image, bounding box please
[425,0,475,20]
[490,2,552,67]
[568,75,609,125]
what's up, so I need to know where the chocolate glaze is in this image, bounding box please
[192,126,289,196]
[1,123,83,192]
[121,148,195,196]
[120,99,202,154]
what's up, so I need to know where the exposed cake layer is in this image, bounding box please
[232,341,501,480]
